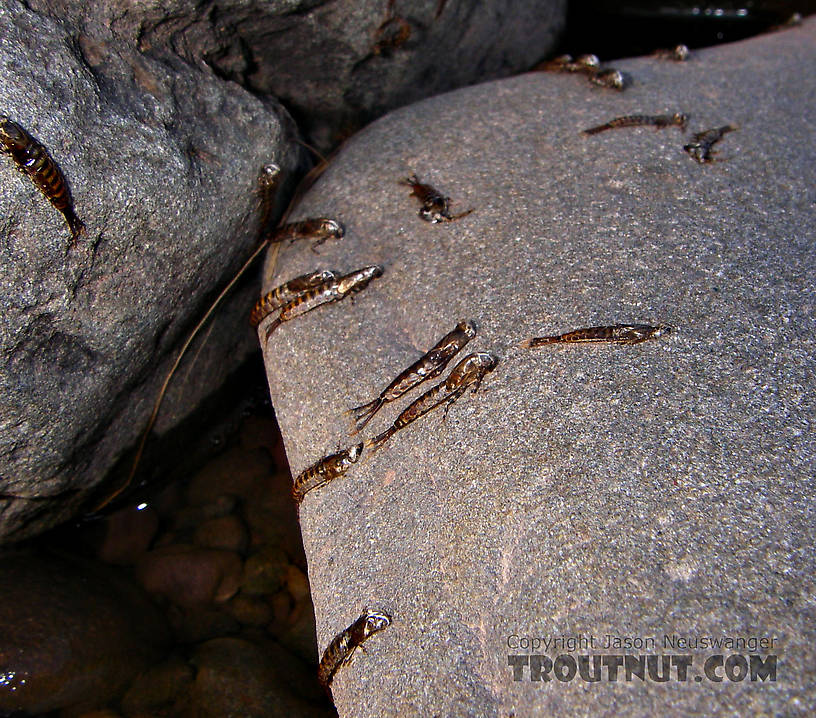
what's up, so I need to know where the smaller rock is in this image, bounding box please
[186,447,273,506]
[277,601,320,665]
[0,550,169,715]
[120,655,194,717]
[193,514,249,554]
[96,504,159,566]
[171,495,238,531]
[185,637,332,717]
[239,415,285,456]
[243,474,303,559]
[267,590,294,637]
[136,544,243,607]
[241,547,289,596]
[224,595,273,627]
[167,605,240,645]
[284,564,310,603]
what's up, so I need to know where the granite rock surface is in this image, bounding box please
[25,0,566,149]
[259,19,816,717]
[0,0,300,543]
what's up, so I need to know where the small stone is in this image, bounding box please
[243,473,303,557]
[284,564,310,603]
[120,655,194,717]
[277,602,320,665]
[96,504,159,566]
[241,547,289,596]
[167,605,240,645]
[193,514,249,554]
[239,415,285,454]
[224,595,273,627]
[0,549,169,715]
[186,447,273,506]
[186,637,332,716]
[135,544,243,607]
[267,590,294,637]
[171,495,238,531]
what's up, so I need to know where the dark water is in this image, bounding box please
[557,0,814,59]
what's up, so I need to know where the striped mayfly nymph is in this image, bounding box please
[291,442,363,505]
[400,174,473,223]
[268,218,345,249]
[535,53,600,74]
[250,269,337,327]
[264,265,384,341]
[522,324,670,348]
[684,125,737,164]
[0,115,84,245]
[256,162,281,233]
[366,351,498,451]
[653,44,690,61]
[348,320,477,433]
[588,68,626,90]
[582,113,688,135]
[318,608,392,693]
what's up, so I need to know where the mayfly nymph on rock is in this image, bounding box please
[249,269,337,327]
[348,320,477,432]
[268,218,345,248]
[0,114,84,245]
[400,173,473,223]
[653,44,690,61]
[582,113,688,135]
[366,351,498,451]
[684,125,737,163]
[522,324,669,347]
[588,68,626,90]
[318,608,392,693]
[264,265,384,340]
[291,443,364,505]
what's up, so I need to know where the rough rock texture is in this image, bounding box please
[0,0,301,543]
[25,0,567,149]
[260,20,816,717]
[0,549,170,715]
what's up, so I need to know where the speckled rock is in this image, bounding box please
[182,637,333,717]
[0,549,170,715]
[259,20,816,717]
[25,0,566,149]
[0,0,301,545]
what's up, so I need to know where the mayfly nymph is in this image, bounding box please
[0,114,84,244]
[348,320,476,432]
[250,269,337,327]
[291,443,364,505]
[366,351,498,451]
[582,113,688,135]
[523,324,669,347]
[400,174,473,223]
[318,608,392,692]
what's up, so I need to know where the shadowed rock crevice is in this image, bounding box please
[25,0,567,149]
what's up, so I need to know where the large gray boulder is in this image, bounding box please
[0,0,301,543]
[259,19,816,716]
[25,0,567,148]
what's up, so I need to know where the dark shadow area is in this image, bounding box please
[555,0,815,59]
